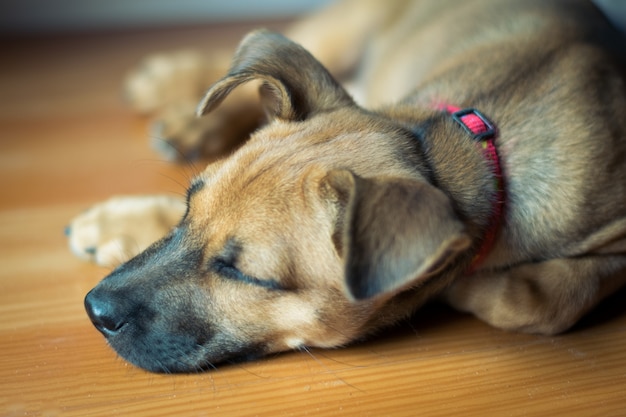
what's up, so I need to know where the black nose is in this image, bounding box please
[84,289,127,337]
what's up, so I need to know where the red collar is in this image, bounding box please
[438,104,505,274]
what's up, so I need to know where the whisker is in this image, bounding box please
[150,136,203,177]
[299,346,366,393]
[233,362,269,379]
[302,347,367,369]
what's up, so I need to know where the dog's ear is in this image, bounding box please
[321,170,470,301]
[197,30,354,121]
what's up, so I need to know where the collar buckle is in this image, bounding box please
[451,108,496,141]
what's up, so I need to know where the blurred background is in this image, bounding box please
[0,0,334,34]
[0,0,624,35]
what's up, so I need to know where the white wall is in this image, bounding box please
[0,0,334,34]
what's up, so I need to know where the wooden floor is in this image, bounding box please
[2,21,626,417]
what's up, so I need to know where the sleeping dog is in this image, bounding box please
[67,0,626,372]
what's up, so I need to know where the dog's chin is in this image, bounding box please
[104,328,267,373]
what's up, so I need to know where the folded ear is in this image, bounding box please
[321,170,471,301]
[197,30,355,121]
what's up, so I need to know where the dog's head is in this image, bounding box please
[85,31,470,373]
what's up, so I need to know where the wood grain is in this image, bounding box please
[1,22,626,417]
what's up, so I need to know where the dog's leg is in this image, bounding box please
[66,195,185,267]
[148,83,264,161]
[126,0,401,160]
[443,255,626,335]
[124,48,266,161]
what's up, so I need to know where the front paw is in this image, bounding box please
[66,196,185,267]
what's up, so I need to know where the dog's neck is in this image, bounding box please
[437,104,504,273]
[382,103,505,272]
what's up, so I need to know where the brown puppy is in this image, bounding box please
[68,0,626,373]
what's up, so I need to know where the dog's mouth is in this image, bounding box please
[120,335,266,374]
[122,333,268,374]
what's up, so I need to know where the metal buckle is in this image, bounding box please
[451,108,496,140]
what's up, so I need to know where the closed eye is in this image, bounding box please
[182,179,205,221]
[210,258,284,291]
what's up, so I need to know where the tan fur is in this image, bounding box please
[68,0,626,373]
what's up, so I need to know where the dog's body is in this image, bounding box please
[68,0,626,373]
